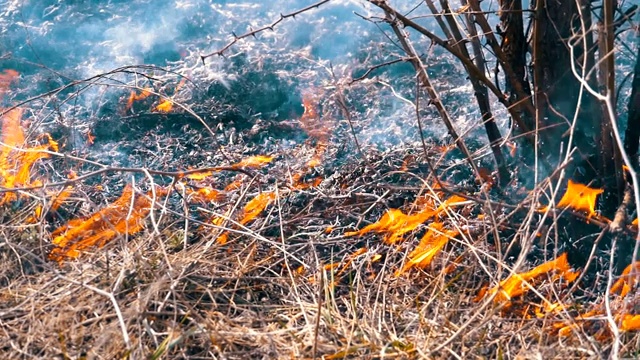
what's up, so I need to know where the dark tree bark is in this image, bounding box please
[531,0,617,191]
[532,0,581,146]
[498,0,532,129]
[624,36,640,170]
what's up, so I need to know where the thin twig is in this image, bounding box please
[200,0,332,62]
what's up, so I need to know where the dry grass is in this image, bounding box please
[0,68,638,360]
[1,139,638,360]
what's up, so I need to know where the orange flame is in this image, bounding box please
[125,87,153,112]
[213,192,276,244]
[541,180,604,216]
[240,192,276,224]
[299,91,331,168]
[185,155,274,180]
[187,187,225,203]
[49,185,167,262]
[50,186,73,211]
[0,69,19,101]
[291,173,322,190]
[611,261,640,298]
[211,214,231,245]
[344,194,466,245]
[153,78,187,113]
[620,314,640,331]
[0,105,58,204]
[154,99,173,113]
[483,253,579,304]
[224,178,243,192]
[28,186,73,223]
[553,309,640,337]
[395,222,458,276]
[232,155,274,169]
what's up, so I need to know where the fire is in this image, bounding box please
[211,215,230,245]
[299,91,331,168]
[344,209,431,245]
[224,178,243,191]
[49,184,167,262]
[344,194,466,245]
[187,187,225,203]
[125,87,153,112]
[185,155,274,180]
[310,248,368,286]
[0,70,58,205]
[213,191,276,244]
[482,253,579,304]
[154,78,188,113]
[395,222,458,276]
[553,309,640,337]
[0,104,58,204]
[50,186,73,211]
[534,301,569,318]
[231,155,274,169]
[240,192,276,224]
[87,131,96,145]
[541,180,604,216]
[1,107,24,146]
[154,99,173,113]
[28,186,73,223]
[0,69,18,99]
[610,261,640,298]
[291,173,322,190]
[126,78,187,114]
[620,314,640,331]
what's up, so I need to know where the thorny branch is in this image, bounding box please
[200,0,332,62]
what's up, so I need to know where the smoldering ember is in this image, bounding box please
[0,0,640,358]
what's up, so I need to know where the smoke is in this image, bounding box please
[0,0,495,161]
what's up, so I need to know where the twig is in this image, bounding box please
[0,165,258,194]
[348,57,411,84]
[200,0,332,62]
[367,0,533,143]
[55,272,131,351]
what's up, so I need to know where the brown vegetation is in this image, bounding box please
[1,1,640,359]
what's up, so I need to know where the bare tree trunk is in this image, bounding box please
[428,0,509,184]
[597,0,624,207]
[532,0,580,149]
[368,1,534,145]
[381,12,482,181]
[468,0,535,129]
[461,0,511,185]
[624,34,640,170]
[498,0,532,129]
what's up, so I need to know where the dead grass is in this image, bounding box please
[0,70,638,359]
[1,140,638,360]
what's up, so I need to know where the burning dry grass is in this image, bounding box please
[2,79,640,359]
[2,161,638,359]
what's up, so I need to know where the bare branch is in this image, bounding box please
[367,0,534,144]
[200,0,332,62]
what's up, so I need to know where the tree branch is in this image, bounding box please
[200,0,331,62]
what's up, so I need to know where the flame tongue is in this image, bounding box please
[344,194,467,245]
[49,185,167,262]
[541,180,604,216]
[483,253,579,304]
[395,222,458,276]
